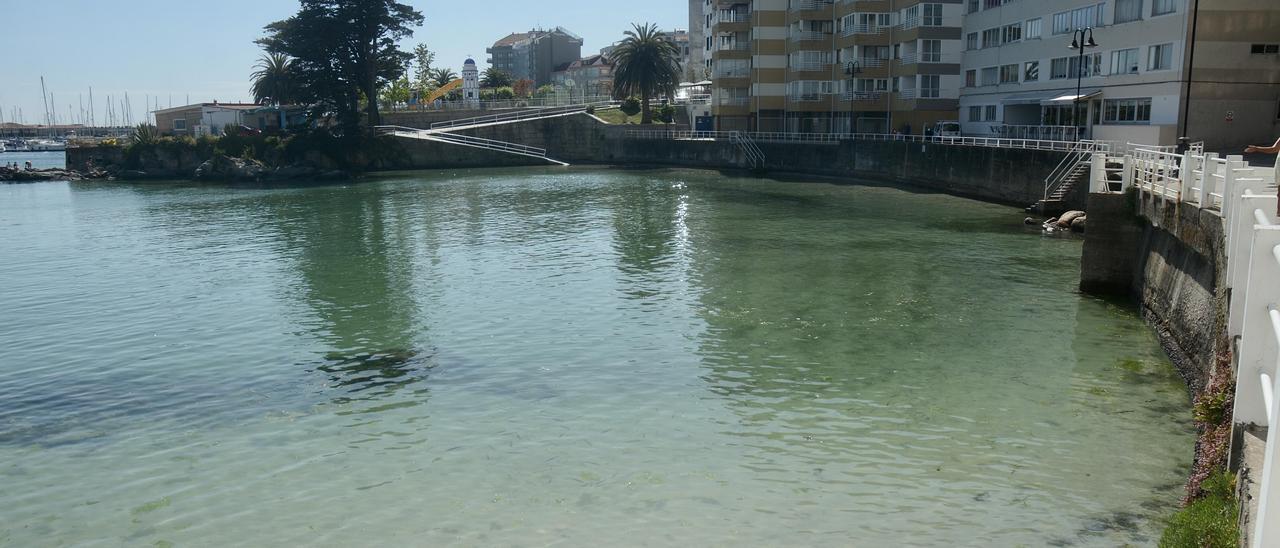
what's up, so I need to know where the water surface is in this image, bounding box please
[0,168,1192,546]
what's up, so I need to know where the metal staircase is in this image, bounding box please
[1035,141,1105,214]
[730,131,765,170]
[429,101,619,130]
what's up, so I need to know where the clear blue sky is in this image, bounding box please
[0,0,684,126]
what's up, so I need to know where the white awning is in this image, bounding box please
[1001,91,1057,106]
[1041,88,1102,105]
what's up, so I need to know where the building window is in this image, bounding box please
[920,75,940,98]
[1152,0,1176,16]
[173,119,186,131]
[1052,3,1105,35]
[969,105,982,122]
[921,40,942,63]
[1002,23,1022,44]
[967,0,979,14]
[1025,18,1042,39]
[1024,60,1040,81]
[1115,0,1142,23]
[1110,48,1140,74]
[967,32,979,50]
[999,64,1019,83]
[982,28,1001,48]
[965,69,977,87]
[1149,43,1173,70]
[984,0,1001,8]
[923,4,943,26]
[1103,98,1152,123]
[981,66,999,86]
[1251,44,1280,54]
[1050,53,1102,79]
[985,105,998,121]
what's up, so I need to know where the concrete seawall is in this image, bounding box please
[383,114,1083,210]
[1080,190,1227,391]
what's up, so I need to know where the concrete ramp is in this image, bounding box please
[379,126,569,166]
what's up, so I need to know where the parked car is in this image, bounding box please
[933,121,962,137]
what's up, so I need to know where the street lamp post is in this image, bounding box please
[1068,28,1098,140]
[845,61,861,134]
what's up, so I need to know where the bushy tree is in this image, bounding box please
[258,0,423,131]
[610,23,680,124]
[512,79,535,98]
[412,44,436,91]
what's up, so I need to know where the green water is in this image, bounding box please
[0,168,1192,546]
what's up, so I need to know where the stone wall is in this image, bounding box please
[391,114,1079,210]
[1080,189,1227,391]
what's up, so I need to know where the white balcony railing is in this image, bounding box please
[856,58,887,68]
[790,60,835,72]
[790,30,832,41]
[718,97,749,106]
[899,53,918,64]
[898,89,917,99]
[841,91,885,101]
[899,18,920,30]
[790,0,834,10]
[715,68,751,78]
[841,24,887,37]
[719,41,751,52]
[718,11,750,23]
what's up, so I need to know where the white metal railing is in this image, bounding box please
[428,101,616,130]
[841,91,885,101]
[374,125,568,165]
[993,125,1083,141]
[790,60,835,72]
[730,131,766,168]
[855,58,887,68]
[715,68,751,78]
[790,30,831,41]
[719,11,751,23]
[899,53,918,64]
[842,24,886,36]
[1219,152,1280,547]
[622,130,1085,151]
[390,95,615,113]
[791,0,834,10]
[720,41,752,52]
[899,89,917,99]
[900,18,920,30]
[719,96,750,106]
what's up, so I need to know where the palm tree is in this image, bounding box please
[250,52,297,105]
[480,67,513,89]
[431,68,458,87]
[610,23,681,124]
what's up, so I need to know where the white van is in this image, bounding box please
[933,121,962,137]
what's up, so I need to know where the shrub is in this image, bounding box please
[585,105,595,114]
[619,97,641,116]
[493,86,515,100]
[1159,470,1239,548]
[657,104,675,123]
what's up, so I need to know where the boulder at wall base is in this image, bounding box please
[1057,210,1086,228]
[1071,216,1087,233]
[194,155,269,181]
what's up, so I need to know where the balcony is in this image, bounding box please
[718,11,751,23]
[790,0,834,11]
[841,91,885,101]
[898,53,918,65]
[718,97,750,106]
[841,24,888,37]
[790,60,836,72]
[714,68,752,79]
[790,30,833,42]
[717,42,752,52]
[898,89,917,99]
[899,18,920,30]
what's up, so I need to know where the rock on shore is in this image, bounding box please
[0,166,89,182]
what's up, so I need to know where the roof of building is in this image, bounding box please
[557,54,613,73]
[152,102,262,114]
[491,32,532,48]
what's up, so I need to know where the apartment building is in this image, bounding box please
[689,0,708,81]
[959,0,1280,148]
[702,0,964,133]
[486,28,584,87]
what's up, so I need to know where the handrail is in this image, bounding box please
[430,101,618,130]
[621,130,1085,152]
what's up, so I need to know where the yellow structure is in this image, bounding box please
[425,79,463,103]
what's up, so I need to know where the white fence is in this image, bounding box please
[1096,146,1279,547]
[622,130,1084,152]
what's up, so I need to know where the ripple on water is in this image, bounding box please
[0,169,1192,546]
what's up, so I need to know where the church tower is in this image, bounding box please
[462,58,480,108]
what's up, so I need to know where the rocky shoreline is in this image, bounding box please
[2,154,351,184]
